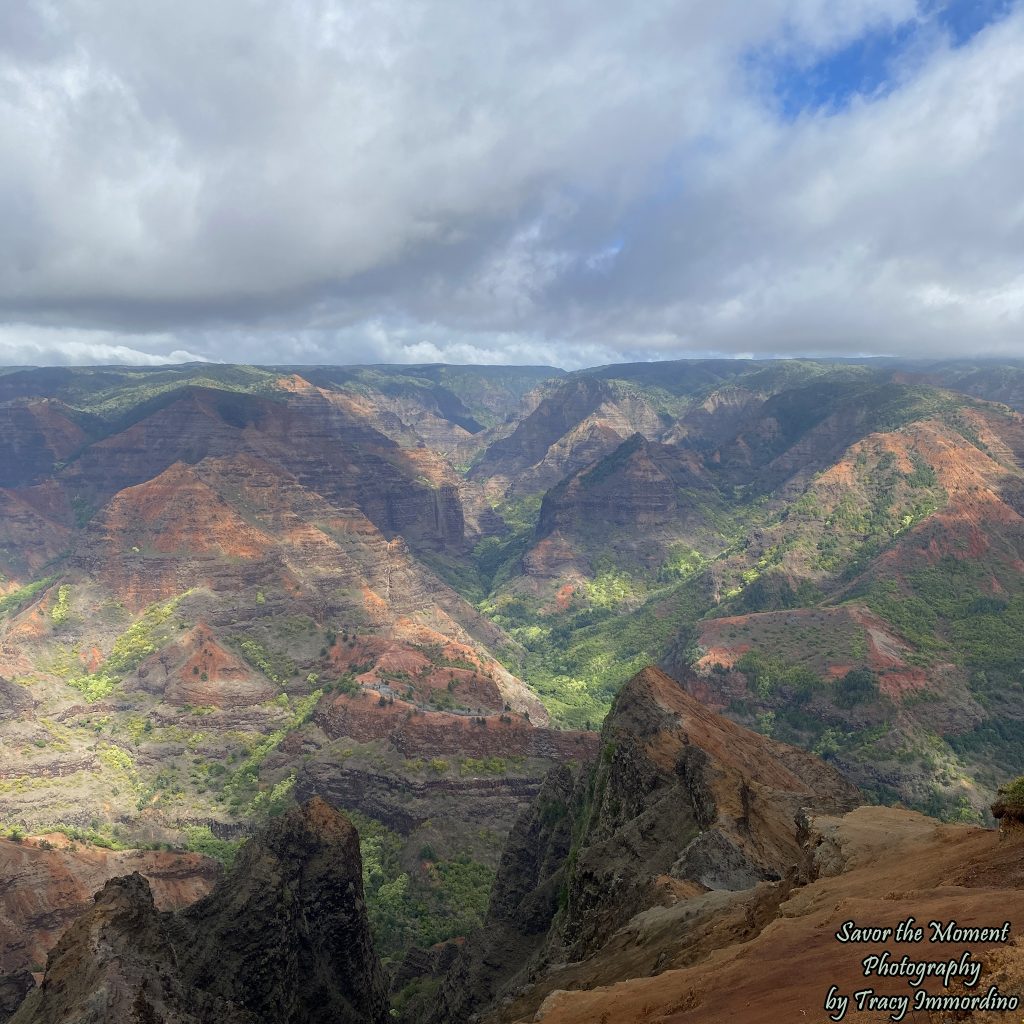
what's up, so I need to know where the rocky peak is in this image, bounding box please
[408,668,860,1024]
[11,799,388,1024]
[173,796,387,1024]
[552,667,860,960]
[9,872,211,1024]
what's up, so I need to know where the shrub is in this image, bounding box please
[992,776,1024,823]
[51,585,72,626]
[834,668,879,709]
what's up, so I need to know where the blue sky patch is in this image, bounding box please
[931,0,1015,45]
[751,0,1017,119]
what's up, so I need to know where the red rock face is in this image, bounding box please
[62,386,467,553]
[0,834,218,976]
[531,435,715,576]
[133,623,277,708]
[315,690,597,760]
[0,486,72,586]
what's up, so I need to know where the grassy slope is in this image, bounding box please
[451,375,1024,820]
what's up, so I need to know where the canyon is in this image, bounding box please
[2,357,1024,1020]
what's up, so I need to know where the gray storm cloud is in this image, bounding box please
[0,0,1021,366]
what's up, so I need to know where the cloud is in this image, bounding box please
[0,325,207,366]
[0,0,1020,365]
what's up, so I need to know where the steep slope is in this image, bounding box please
[469,378,667,498]
[0,371,575,968]
[401,672,1024,1024]
[519,804,1024,1024]
[290,363,561,430]
[895,358,1024,411]
[10,798,389,1024]
[0,419,547,837]
[0,401,91,489]
[404,667,859,1024]
[293,363,563,458]
[532,434,716,578]
[674,403,1024,816]
[61,385,468,554]
[0,486,72,588]
[475,371,1024,818]
[0,834,218,977]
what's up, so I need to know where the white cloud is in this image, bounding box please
[0,0,1021,365]
[0,325,207,365]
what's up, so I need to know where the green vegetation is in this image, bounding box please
[862,558,1024,680]
[182,825,244,867]
[350,810,495,960]
[70,495,94,528]
[249,772,297,818]
[66,594,187,702]
[993,776,1024,821]
[424,494,546,604]
[98,744,137,780]
[579,567,643,609]
[50,584,72,625]
[0,576,56,617]
[5,362,1023,888]
[233,635,297,684]
[834,668,880,709]
[735,651,822,701]
[65,671,120,703]
[220,691,321,811]
[656,545,707,583]
[486,576,703,727]
[43,364,279,422]
[458,756,507,776]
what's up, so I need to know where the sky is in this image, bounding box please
[0,0,1021,369]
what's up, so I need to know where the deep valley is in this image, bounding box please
[3,356,1024,1022]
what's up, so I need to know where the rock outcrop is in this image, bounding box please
[526,806,1024,1024]
[470,379,666,497]
[408,667,860,1024]
[0,836,218,977]
[10,799,388,1024]
[402,669,1024,1024]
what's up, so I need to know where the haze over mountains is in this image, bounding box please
[3,355,1024,1021]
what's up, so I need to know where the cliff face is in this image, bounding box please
[549,667,860,962]
[0,402,89,489]
[64,386,467,555]
[0,485,72,585]
[470,379,666,498]
[533,435,715,574]
[524,806,1024,1024]
[171,797,388,1024]
[10,799,388,1024]
[409,668,860,1024]
[406,670,1024,1024]
[0,835,218,978]
[9,872,233,1024]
